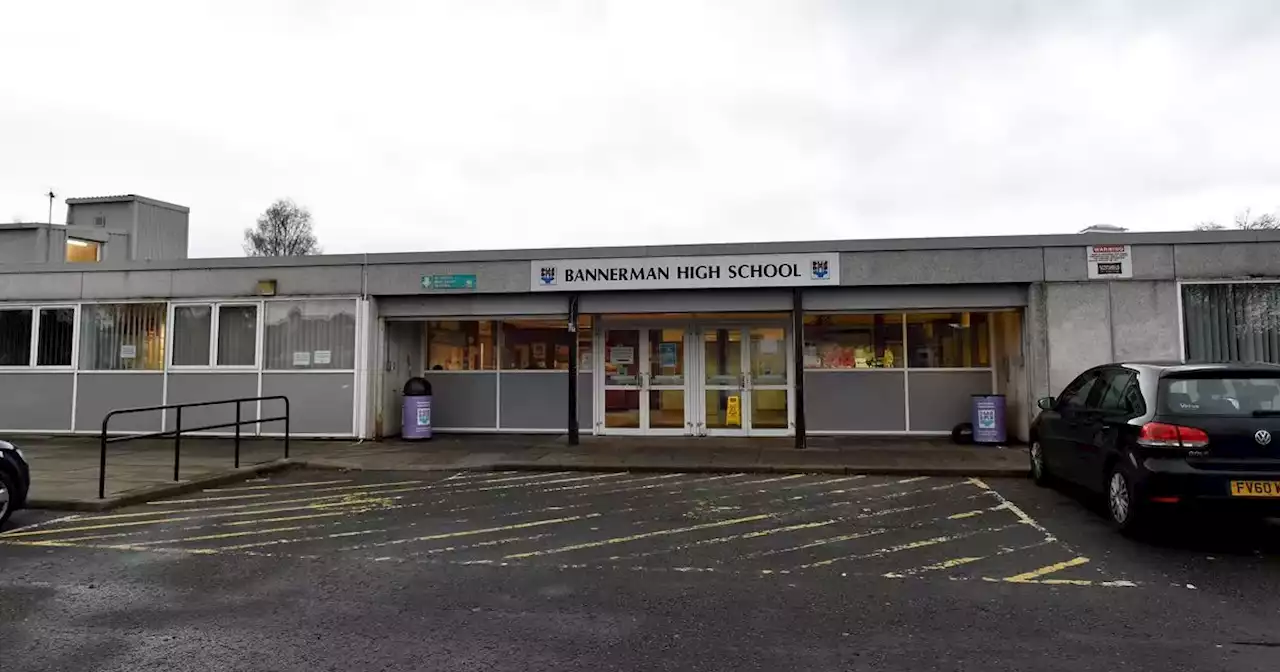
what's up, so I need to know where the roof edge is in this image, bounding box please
[65,194,190,213]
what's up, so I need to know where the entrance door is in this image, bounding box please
[601,327,689,434]
[699,325,792,436]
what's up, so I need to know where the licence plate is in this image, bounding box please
[1230,481,1280,497]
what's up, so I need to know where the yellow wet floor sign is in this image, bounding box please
[726,395,741,426]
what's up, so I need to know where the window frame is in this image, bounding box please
[168,301,262,370]
[802,310,999,371]
[77,300,170,372]
[263,297,358,372]
[0,304,79,370]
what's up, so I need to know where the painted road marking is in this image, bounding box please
[605,518,843,562]
[1003,556,1091,583]
[132,525,311,546]
[209,479,352,492]
[882,540,1053,578]
[502,513,774,560]
[967,478,1054,540]
[329,513,604,552]
[796,524,1018,569]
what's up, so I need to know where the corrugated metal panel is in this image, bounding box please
[134,201,189,261]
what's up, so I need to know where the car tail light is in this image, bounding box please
[1138,422,1209,449]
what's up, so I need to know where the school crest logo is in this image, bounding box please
[810,260,830,280]
[540,267,557,285]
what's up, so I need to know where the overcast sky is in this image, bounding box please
[2,1,1278,258]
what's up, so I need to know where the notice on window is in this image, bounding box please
[293,351,311,367]
[658,343,678,368]
[760,338,779,354]
[313,350,331,365]
[608,346,634,365]
[1086,244,1133,279]
[119,344,136,360]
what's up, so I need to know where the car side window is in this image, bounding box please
[1096,369,1139,415]
[1058,371,1100,410]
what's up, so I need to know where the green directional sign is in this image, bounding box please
[421,274,478,290]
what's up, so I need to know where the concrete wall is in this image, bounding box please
[0,229,41,264]
[66,201,133,229]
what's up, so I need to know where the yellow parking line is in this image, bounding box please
[209,479,352,492]
[883,540,1053,578]
[133,525,309,546]
[798,524,1017,569]
[503,513,773,560]
[1003,556,1090,583]
[610,518,842,562]
[339,513,602,551]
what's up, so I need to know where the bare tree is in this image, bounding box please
[243,198,321,257]
[1195,208,1279,231]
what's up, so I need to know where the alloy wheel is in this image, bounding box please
[1109,472,1130,525]
[0,483,9,521]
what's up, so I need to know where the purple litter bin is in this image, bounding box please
[402,377,433,440]
[971,394,1006,444]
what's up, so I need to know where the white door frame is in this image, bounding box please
[596,320,693,436]
[696,322,794,437]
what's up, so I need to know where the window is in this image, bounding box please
[264,299,356,370]
[217,305,258,366]
[427,321,495,371]
[36,308,74,366]
[1162,376,1280,416]
[905,312,990,368]
[803,314,903,369]
[0,309,33,366]
[1183,284,1280,363]
[500,318,589,370]
[66,238,101,263]
[1058,371,1100,410]
[79,303,167,370]
[172,305,213,366]
[1094,368,1139,414]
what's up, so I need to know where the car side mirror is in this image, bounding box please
[1037,397,1055,411]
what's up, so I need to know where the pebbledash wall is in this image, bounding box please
[1,228,1278,442]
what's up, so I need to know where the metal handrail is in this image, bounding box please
[98,395,290,499]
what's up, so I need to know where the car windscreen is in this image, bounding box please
[1160,375,1280,416]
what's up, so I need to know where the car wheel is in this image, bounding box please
[1106,466,1144,535]
[0,469,14,529]
[1029,440,1051,486]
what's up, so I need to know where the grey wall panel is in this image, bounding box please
[67,202,133,229]
[105,232,131,262]
[907,371,992,432]
[1045,282,1112,395]
[0,229,42,263]
[171,266,363,298]
[427,373,497,429]
[804,371,905,432]
[135,202,189,261]
[77,373,164,432]
[0,373,73,430]
[1109,281,1181,362]
[379,294,568,318]
[580,289,791,314]
[500,372,568,430]
[803,284,1027,311]
[1044,244,1175,282]
[164,373,259,432]
[840,248,1043,286]
[80,270,173,299]
[366,261,531,295]
[0,272,82,300]
[261,373,354,435]
[1174,242,1280,280]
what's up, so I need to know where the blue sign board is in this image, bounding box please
[422,274,477,290]
[971,395,1007,444]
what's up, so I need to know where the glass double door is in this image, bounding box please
[600,324,792,436]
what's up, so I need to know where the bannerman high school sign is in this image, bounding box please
[529,253,840,292]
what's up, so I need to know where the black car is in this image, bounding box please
[0,439,31,528]
[1030,361,1280,533]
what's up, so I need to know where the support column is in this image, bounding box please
[792,288,807,449]
[567,293,580,446]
